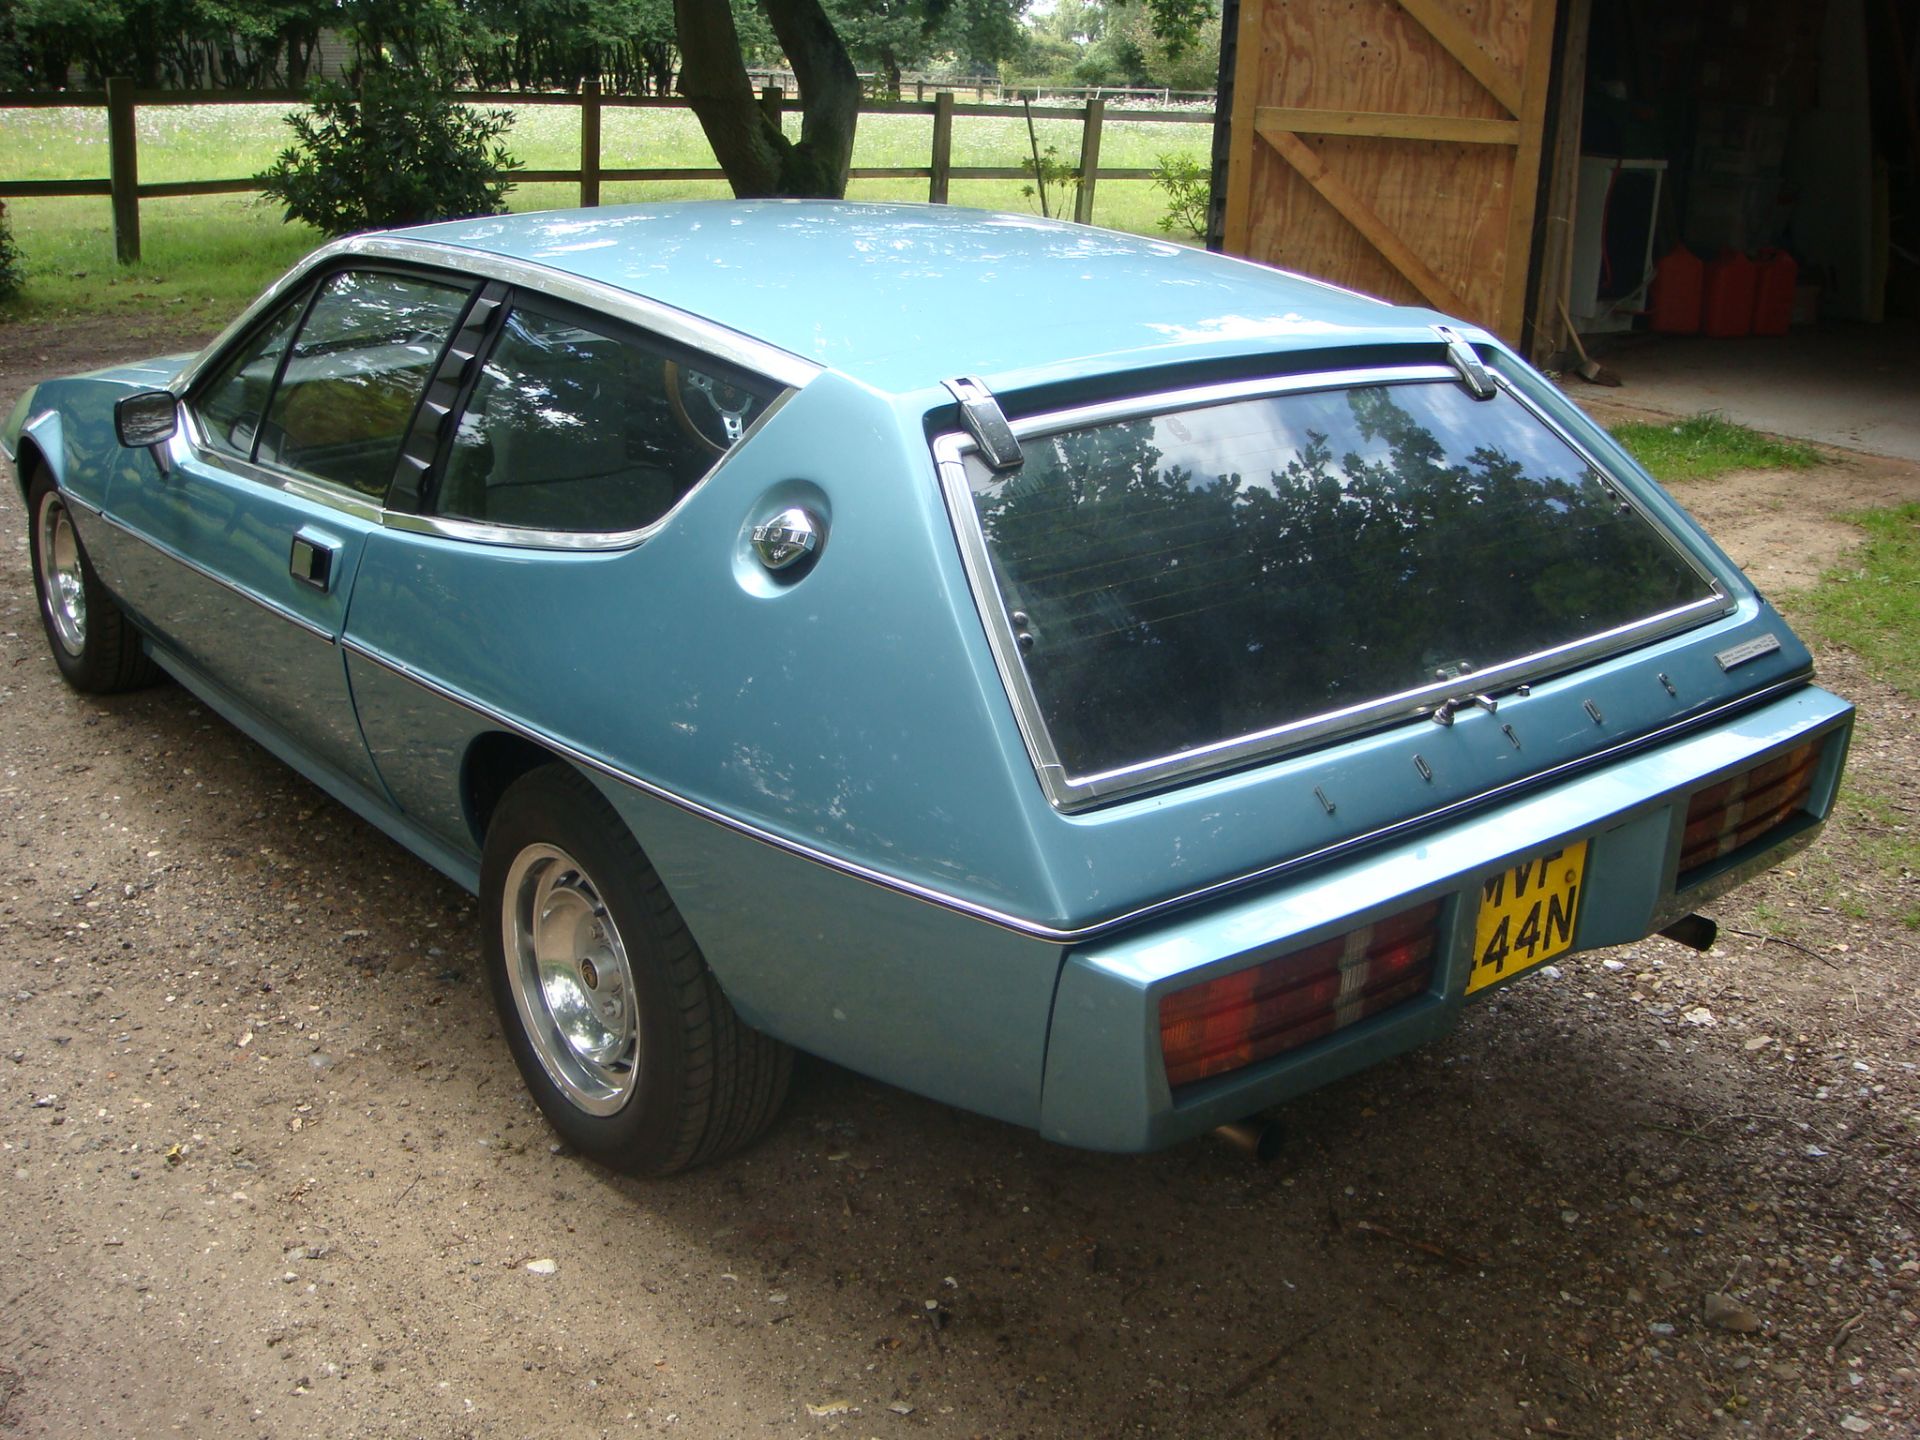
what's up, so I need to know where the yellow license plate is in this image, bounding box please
[1468,840,1589,995]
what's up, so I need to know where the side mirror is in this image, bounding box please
[115,390,178,450]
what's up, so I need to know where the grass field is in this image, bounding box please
[0,98,1213,319]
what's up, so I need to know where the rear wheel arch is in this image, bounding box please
[476,760,793,1173]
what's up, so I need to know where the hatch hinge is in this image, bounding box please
[944,376,1024,471]
[1434,324,1496,401]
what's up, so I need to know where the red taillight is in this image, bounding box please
[1158,901,1440,1090]
[1679,741,1820,878]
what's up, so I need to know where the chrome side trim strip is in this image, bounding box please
[58,486,105,519]
[339,633,1817,944]
[338,636,1077,938]
[170,236,823,397]
[934,363,1738,811]
[96,509,336,644]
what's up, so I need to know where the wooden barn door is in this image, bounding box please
[1222,0,1559,344]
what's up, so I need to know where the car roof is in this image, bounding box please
[403,201,1458,394]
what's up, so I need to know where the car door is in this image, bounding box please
[103,266,481,794]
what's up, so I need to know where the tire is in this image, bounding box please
[27,470,161,694]
[479,763,792,1175]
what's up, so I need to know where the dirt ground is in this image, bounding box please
[3,318,1918,1440]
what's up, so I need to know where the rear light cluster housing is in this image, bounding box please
[1679,740,1821,882]
[1159,901,1440,1090]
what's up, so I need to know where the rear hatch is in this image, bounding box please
[938,358,1741,810]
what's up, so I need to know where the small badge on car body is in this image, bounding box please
[1716,633,1782,671]
[751,507,823,571]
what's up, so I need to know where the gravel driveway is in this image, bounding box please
[4,318,1917,1439]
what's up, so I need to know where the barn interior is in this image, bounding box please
[1208,0,1918,459]
[1552,0,1918,457]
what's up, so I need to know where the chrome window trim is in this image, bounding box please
[170,250,804,550]
[934,364,1737,812]
[96,508,337,644]
[174,409,390,524]
[341,634,1817,943]
[382,387,797,552]
[168,235,823,398]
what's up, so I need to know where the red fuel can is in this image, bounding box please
[1703,249,1758,338]
[1753,248,1798,335]
[1650,244,1705,334]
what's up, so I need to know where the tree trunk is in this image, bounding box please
[673,0,860,198]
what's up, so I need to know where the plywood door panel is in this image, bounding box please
[1223,0,1557,343]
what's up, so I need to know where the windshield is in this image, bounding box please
[952,376,1723,799]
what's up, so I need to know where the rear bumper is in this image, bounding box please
[1038,684,1852,1151]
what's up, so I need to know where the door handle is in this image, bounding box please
[289,529,341,593]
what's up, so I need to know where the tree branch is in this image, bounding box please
[672,0,861,197]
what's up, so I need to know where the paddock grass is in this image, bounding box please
[0,98,1213,319]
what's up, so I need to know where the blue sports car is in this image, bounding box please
[3,202,1851,1173]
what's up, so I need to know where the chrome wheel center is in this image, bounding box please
[502,844,639,1115]
[36,495,87,658]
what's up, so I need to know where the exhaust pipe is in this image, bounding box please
[1659,913,1718,952]
[1213,1119,1286,1164]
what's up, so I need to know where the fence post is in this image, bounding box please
[1073,95,1104,225]
[760,84,783,131]
[929,90,954,205]
[106,76,140,264]
[579,79,602,207]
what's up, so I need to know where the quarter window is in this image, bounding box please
[255,270,474,499]
[435,304,775,533]
[194,297,304,459]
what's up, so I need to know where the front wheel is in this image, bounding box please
[479,763,792,1174]
[27,471,160,693]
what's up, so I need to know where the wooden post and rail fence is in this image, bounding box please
[0,79,1213,264]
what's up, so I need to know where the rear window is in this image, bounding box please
[943,374,1725,804]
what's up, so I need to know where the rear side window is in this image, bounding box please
[434,304,776,533]
[946,376,1727,803]
[255,270,474,499]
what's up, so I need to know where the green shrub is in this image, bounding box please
[1152,152,1209,240]
[0,201,24,301]
[259,64,520,236]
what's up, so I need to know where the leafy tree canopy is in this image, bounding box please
[1009,0,1220,92]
